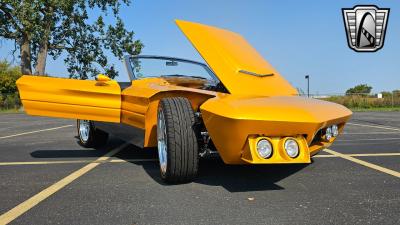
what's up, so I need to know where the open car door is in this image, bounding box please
[16,75,121,123]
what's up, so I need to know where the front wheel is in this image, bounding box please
[157,97,199,183]
[77,119,109,148]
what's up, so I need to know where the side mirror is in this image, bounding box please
[96,74,111,82]
[95,74,114,86]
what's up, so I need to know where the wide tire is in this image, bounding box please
[157,97,199,183]
[77,119,109,148]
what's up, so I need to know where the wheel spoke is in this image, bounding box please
[79,120,90,142]
[157,110,167,174]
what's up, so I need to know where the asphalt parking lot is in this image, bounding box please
[0,112,399,225]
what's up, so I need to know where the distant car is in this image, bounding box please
[16,20,352,183]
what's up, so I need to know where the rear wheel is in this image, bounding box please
[157,97,199,183]
[77,119,109,148]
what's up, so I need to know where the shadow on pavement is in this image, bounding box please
[30,137,309,192]
[30,139,127,158]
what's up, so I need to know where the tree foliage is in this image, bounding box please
[382,90,400,98]
[345,84,372,96]
[0,0,143,79]
[0,60,21,94]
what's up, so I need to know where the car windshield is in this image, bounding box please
[128,56,217,81]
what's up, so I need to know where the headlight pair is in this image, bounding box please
[324,124,339,141]
[256,138,299,159]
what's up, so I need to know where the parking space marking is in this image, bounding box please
[0,144,127,225]
[343,131,400,135]
[0,152,399,166]
[338,137,400,142]
[324,149,400,178]
[0,125,73,139]
[347,122,400,131]
[348,153,400,157]
[314,153,400,158]
[0,158,158,166]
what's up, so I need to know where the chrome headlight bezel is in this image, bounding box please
[331,125,339,137]
[284,138,300,158]
[325,127,333,141]
[256,139,273,159]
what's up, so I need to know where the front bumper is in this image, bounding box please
[200,95,352,164]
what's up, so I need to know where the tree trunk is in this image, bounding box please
[34,41,48,75]
[20,34,32,75]
[34,5,53,76]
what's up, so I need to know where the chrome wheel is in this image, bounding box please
[157,109,168,175]
[79,120,90,142]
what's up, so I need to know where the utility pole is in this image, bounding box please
[305,75,310,98]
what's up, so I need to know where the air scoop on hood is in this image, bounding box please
[176,20,298,97]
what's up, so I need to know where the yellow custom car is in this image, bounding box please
[16,20,352,183]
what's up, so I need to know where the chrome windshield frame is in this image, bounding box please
[123,55,218,81]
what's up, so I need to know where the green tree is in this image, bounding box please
[0,0,143,79]
[345,84,372,96]
[0,60,21,94]
[393,90,400,97]
[0,60,21,110]
[381,91,392,98]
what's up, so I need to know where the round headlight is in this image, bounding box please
[284,139,299,158]
[325,127,332,141]
[256,139,273,158]
[331,125,339,137]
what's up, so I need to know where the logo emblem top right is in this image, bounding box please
[342,5,390,52]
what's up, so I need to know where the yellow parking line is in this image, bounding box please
[0,153,398,165]
[338,137,400,142]
[347,122,400,131]
[0,144,127,225]
[0,125,73,139]
[324,149,400,178]
[313,152,400,158]
[343,131,400,135]
[348,153,400,157]
[313,154,337,158]
[0,158,158,166]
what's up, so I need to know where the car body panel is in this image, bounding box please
[16,75,121,122]
[17,75,215,148]
[176,20,298,97]
[120,78,215,147]
[93,121,145,147]
[200,95,352,164]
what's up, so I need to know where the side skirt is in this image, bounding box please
[93,121,145,148]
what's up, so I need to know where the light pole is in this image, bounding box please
[305,75,310,98]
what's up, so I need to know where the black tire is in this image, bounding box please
[157,97,199,183]
[76,119,109,148]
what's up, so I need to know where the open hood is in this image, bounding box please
[176,20,298,96]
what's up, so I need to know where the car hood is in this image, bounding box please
[200,95,352,124]
[176,20,298,97]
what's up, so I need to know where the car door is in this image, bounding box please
[16,75,121,122]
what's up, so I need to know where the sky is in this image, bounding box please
[0,0,399,94]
